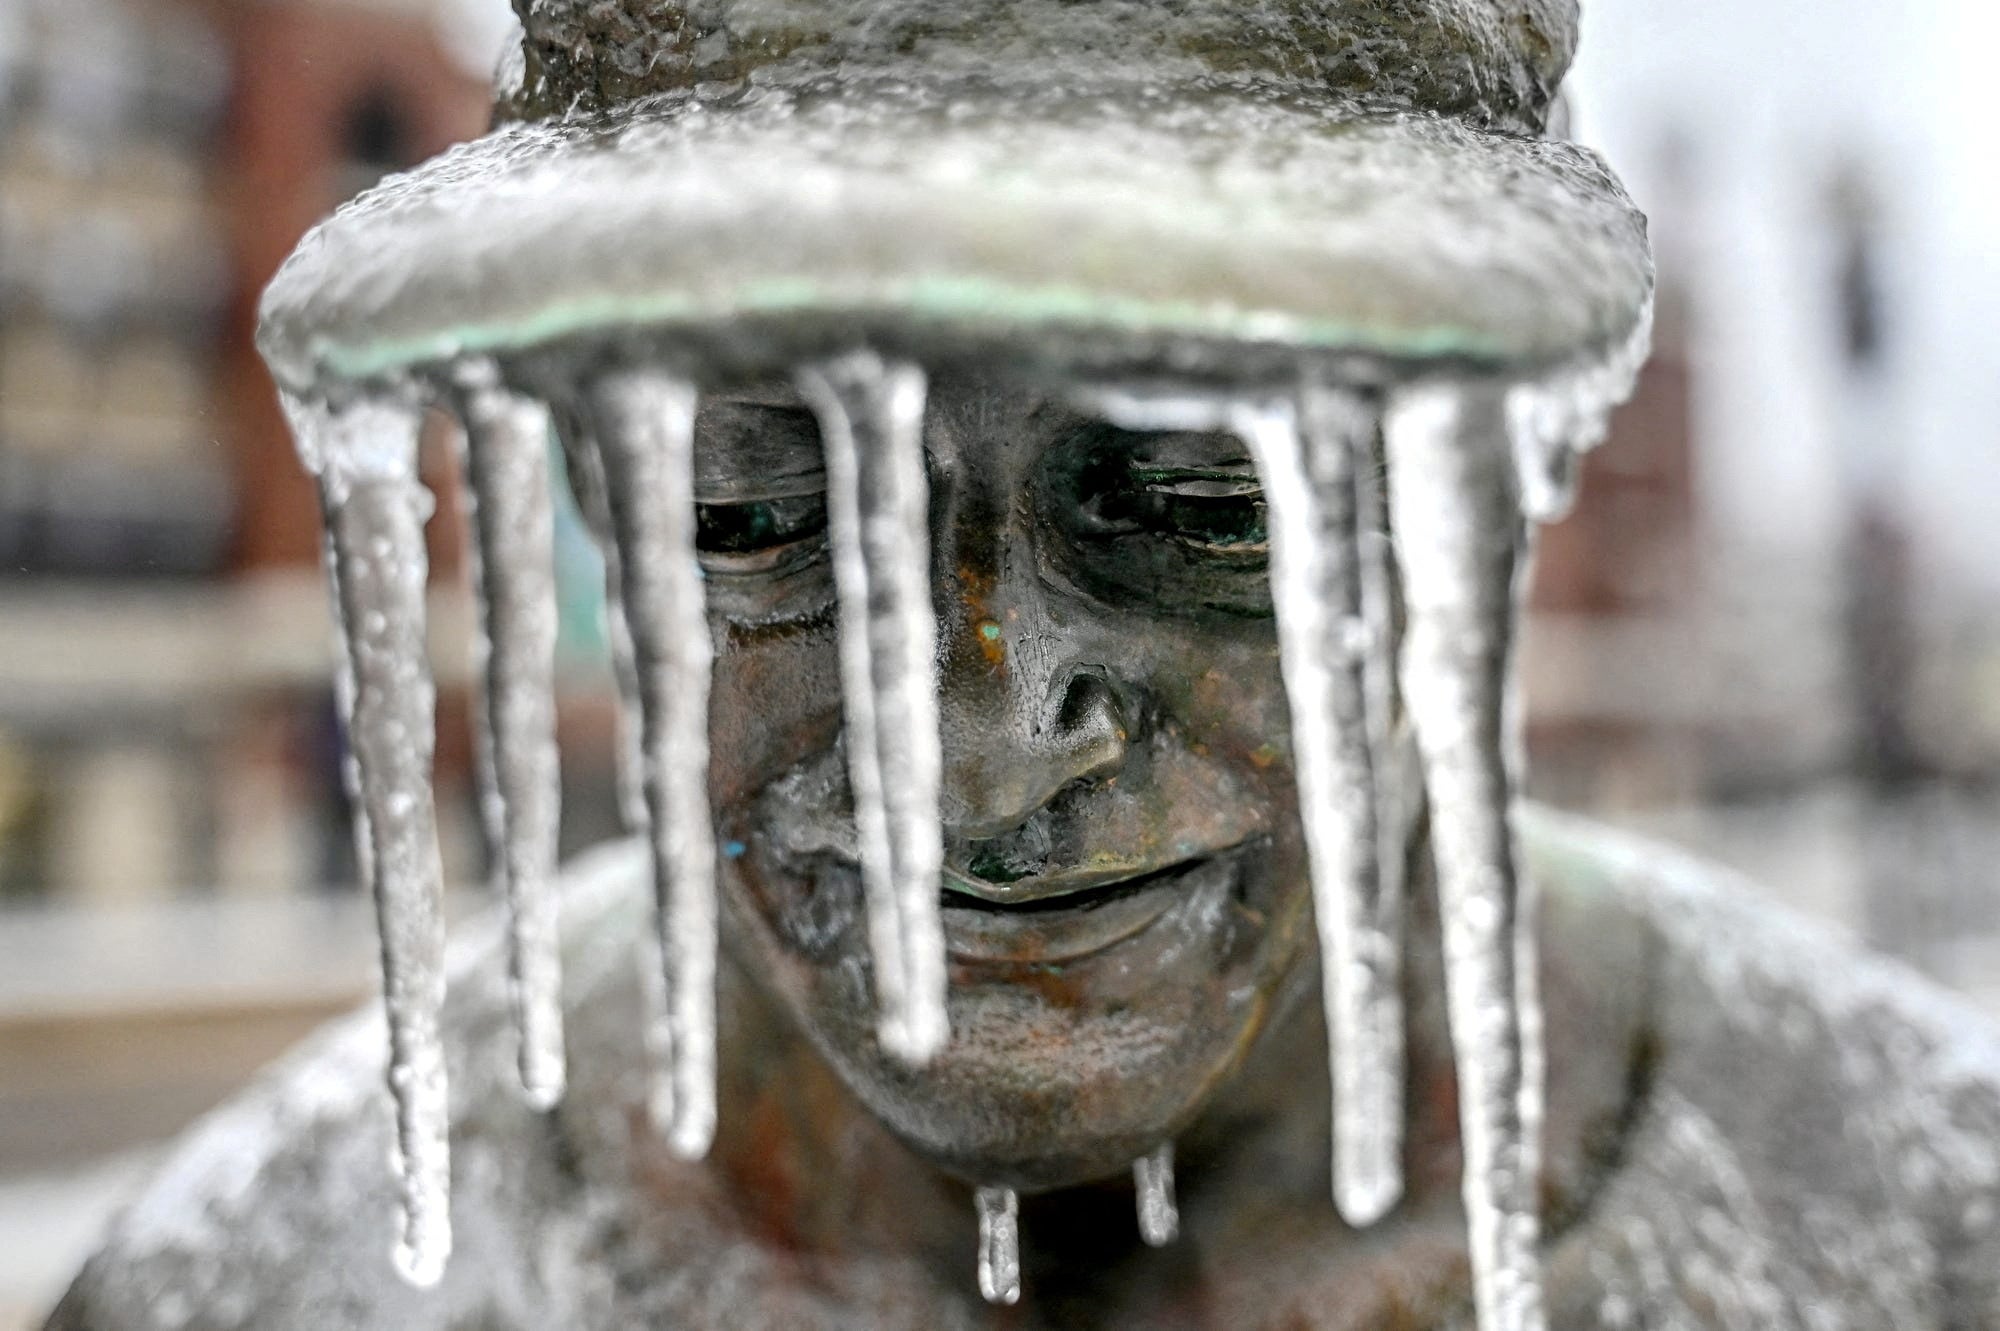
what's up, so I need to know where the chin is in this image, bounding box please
[725,826,1315,1191]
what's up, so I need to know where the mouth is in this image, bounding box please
[938,848,1247,965]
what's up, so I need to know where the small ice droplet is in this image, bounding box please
[590,371,719,1160]
[1134,1144,1180,1248]
[976,1185,1022,1306]
[798,353,949,1065]
[450,361,566,1110]
[286,393,453,1288]
[1384,381,1546,1331]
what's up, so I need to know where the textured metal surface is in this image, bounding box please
[505,0,1577,133]
[258,83,1650,396]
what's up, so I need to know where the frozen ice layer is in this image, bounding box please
[1385,382,1546,1331]
[450,362,567,1110]
[1506,303,1656,524]
[589,371,721,1160]
[551,401,650,833]
[1238,390,1409,1227]
[1135,1144,1180,1248]
[798,353,950,1066]
[256,86,1652,399]
[976,1186,1023,1306]
[287,394,454,1287]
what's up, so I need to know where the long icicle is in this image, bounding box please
[590,371,719,1160]
[1238,390,1405,1227]
[451,362,566,1111]
[1134,1144,1180,1247]
[1352,416,1408,946]
[1384,383,1545,1331]
[797,353,948,1065]
[552,402,649,834]
[975,1186,1022,1306]
[290,394,453,1287]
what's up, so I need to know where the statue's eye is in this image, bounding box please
[1130,467,1268,554]
[695,493,829,570]
[1041,426,1273,617]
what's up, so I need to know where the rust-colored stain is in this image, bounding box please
[955,564,1009,667]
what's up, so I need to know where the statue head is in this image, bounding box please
[261,0,1652,1319]
[701,373,1325,1190]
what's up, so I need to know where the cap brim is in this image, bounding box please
[260,83,1653,395]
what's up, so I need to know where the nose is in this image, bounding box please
[937,654,1130,838]
[930,491,1130,836]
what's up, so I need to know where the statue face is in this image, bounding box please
[699,371,1319,1190]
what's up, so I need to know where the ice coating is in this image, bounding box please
[797,354,949,1065]
[1089,381,1409,1228]
[450,362,567,1110]
[1506,300,1656,523]
[1351,402,1410,1111]
[289,395,454,1288]
[589,371,720,1159]
[1240,387,1407,1228]
[257,88,1653,401]
[1385,382,1545,1331]
[1135,1144,1180,1248]
[551,402,649,832]
[975,1186,1022,1306]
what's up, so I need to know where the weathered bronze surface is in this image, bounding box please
[48,381,2000,1330]
[45,1,2000,1327]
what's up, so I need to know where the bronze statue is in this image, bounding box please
[51,2,2000,1328]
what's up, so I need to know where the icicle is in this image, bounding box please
[589,371,719,1160]
[1506,305,1656,523]
[797,353,948,1066]
[1238,389,1405,1228]
[1134,1144,1179,1248]
[975,1186,1022,1306]
[552,403,649,833]
[1350,412,1410,1082]
[450,361,567,1111]
[1384,382,1546,1331]
[288,393,452,1288]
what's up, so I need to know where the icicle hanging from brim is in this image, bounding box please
[1080,380,1411,1226]
[797,353,949,1066]
[1238,388,1407,1228]
[551,401,650,834]
[1506,301,1656,524]
[589,371,720,1159]
[975,1186,1022,1306]
[449,361,567,1111]
[1384,383,1546,1331]
[286,392,453,1288]
[1134,1144,1179,1247]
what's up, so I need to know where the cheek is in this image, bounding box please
[1142,624,1292,766]
[706,618,843,810]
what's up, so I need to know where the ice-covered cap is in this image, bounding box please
[260,0,1650,395]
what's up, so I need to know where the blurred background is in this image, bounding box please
[0,0,1994,1323]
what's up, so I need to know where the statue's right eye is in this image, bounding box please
[694,493,829,570]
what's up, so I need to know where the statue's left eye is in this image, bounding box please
[1134,471,1268,553]
[695,494,828,566]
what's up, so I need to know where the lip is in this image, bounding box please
[939,850,1243,965]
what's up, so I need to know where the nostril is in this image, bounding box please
[1053,667,1127,746]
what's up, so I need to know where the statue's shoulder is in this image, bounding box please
[1524,806,2000,1328]
[46,841,693,1331]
